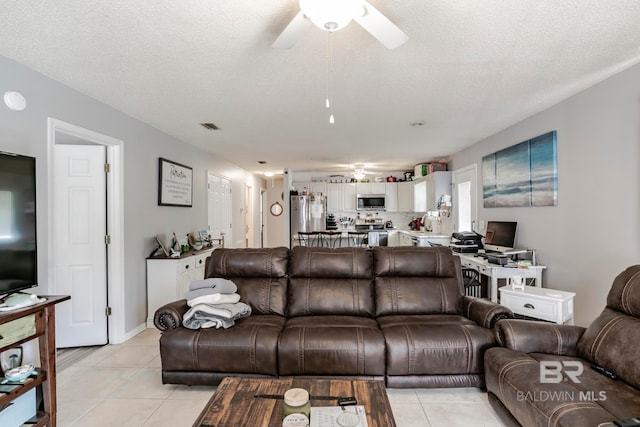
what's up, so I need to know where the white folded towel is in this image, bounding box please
[187,293,241,307]
[189,277,237,293]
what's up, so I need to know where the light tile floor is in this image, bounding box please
[57,328,507,427]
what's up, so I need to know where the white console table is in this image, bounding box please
[457,253,546,303]
[146,247,214,327]
[499,285,575,325]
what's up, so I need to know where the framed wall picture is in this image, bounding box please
[482,130,557,207]
[158,158,193,207]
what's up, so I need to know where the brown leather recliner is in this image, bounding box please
[155,246,513,387]
[485,265,640,427]
[157,247,290,385]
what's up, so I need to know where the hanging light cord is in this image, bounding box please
[326,30,335,124]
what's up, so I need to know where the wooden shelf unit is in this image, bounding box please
[0,295,69,427]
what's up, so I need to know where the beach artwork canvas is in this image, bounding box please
[482,131,557,207]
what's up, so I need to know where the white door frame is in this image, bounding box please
[47,118,126,344]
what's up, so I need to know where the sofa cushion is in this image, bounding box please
[378,314,495,376]
[485,347,640,426]
[373,247,464,316]
[576,265,640,389]
[205,247,289,316]
[159,314,285,377]
[278,315,385,376]
[287,247,375,317]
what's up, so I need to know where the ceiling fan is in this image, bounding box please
[272,0,409,50]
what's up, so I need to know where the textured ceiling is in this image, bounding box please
[2,0,640,176]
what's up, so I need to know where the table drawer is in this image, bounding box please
[178,258,196,273]
[194,252,210,270]
[501,293,557,322]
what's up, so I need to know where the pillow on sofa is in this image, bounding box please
[576,265,640,389]
[287,247,375,317]
[373,247,463,316]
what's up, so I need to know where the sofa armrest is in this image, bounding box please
[495,319,586,356]
[154,300,189,331]
[462,295,513,329]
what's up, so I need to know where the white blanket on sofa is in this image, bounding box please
[182,302,251,330]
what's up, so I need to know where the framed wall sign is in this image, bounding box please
[158,158,193,207]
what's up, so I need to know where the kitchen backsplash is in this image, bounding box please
[328,210,454,235]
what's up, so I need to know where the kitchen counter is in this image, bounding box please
[393,230,451,247]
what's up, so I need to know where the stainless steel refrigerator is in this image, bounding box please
[290,194,326,245]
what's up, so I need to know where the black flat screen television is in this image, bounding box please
[484,221,517,253]
[0,151,37,298]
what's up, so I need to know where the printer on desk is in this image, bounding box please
[450,231,483,253]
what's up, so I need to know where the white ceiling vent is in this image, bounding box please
[200,122,220,130]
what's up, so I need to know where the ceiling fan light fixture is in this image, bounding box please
[299,0,362,32]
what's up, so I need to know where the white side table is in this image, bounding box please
[499,285,576,325]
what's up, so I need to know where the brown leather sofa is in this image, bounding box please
[154,246,512,387]
[485,265,640,427]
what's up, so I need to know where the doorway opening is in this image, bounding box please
[452,164,478,233]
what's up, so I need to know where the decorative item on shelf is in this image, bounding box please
[170,233,182,257]
[153,235,171,257]
[0,348,23,374]
[188,233,204,251]
[1,363,35,384]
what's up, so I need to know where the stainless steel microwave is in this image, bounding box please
[356,194,386,211]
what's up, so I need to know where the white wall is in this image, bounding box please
[265,176,288,248]
[451,62,640,326]
[0,56,263,336]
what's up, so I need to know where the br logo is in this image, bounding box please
[540,361,584,384]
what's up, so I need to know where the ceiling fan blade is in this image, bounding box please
[353,1,408,50]
[272,11,311,49]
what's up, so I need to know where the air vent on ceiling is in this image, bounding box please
[200,122,220,130]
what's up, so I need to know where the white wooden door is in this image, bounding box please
[207,173,232,246]
[54,144,108,347]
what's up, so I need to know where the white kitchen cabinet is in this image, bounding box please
[398,231,414,246]
[327,183,356,213]
[387,230,399,246]
[397,181,414,212]
[413,172,451,212]
[342,183,356,211]
[385,182,398,212]
[327,183,342,212]
[356,182,385,194]
[292,181,326,194]
[146,248,214,327]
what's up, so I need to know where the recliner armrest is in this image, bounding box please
[154,300,189,331]
[495,319,586,356]
[462,296,513,329]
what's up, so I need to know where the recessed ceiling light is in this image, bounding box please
[410,121,425,126]
[258,160,267,164]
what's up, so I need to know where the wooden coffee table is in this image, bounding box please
[193,377,396,427]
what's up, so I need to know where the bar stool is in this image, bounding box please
[347,231,368,247]
[297,231,319,247]
[318,231,342,248]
